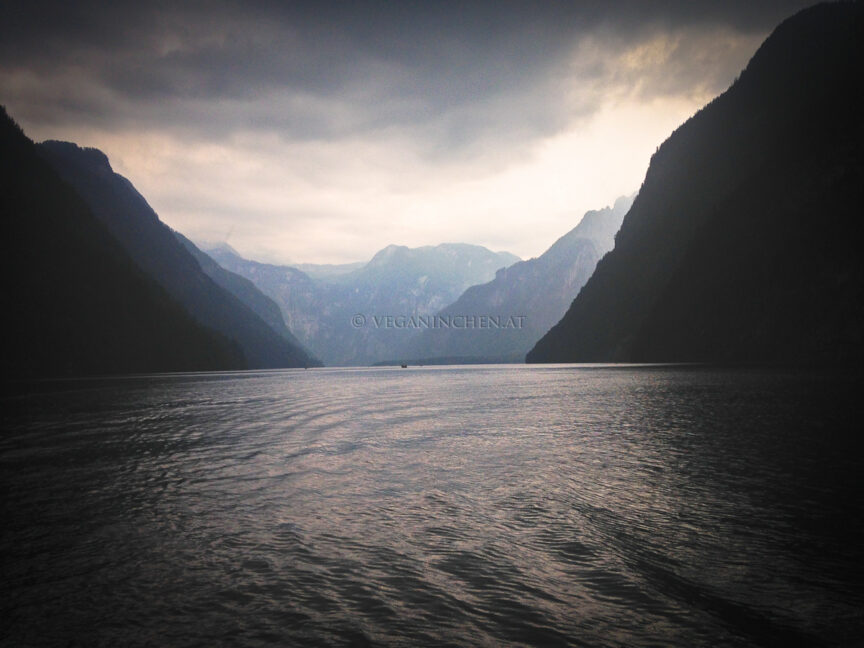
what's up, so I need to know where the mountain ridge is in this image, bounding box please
[38,140,320,369]
[174,232,317,362]
[208,242,520,365]
[528,1,864,364]
[1,106,245,378]
[396,195,634,363]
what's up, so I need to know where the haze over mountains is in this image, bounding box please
[198,243,366,280]
[397,195,633,364]
[174,233,312,360]
[207,243,519,366]
[528,1,864,365]
[288,261,366,280]
[3,2,862,377]
[203,195,637,367]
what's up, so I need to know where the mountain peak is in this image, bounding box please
[1,108,246,376]
[37,138,320,369]
[40,140,113,174]
[399,196,633,363]
[202,241,242,259]
[366,244,409,267]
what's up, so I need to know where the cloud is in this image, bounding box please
[0,0,815,262]
[1,0,811,136]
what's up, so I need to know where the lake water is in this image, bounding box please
[2,365,863,647]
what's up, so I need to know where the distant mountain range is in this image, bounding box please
[528,2,864,364]
[396,195,633,363]
[207,243,519,366]
[6,3,857,377]
[290,260,367,280]
[1,107,244,377]
[200,242,366,280]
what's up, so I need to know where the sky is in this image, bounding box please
[1,0,815,264]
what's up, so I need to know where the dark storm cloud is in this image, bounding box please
[1,0,815,148]
[1,0,823,263]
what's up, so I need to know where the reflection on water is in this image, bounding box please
[1,365,863,647]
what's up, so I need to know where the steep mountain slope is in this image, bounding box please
[175,233,318,364]
[398,196,633,362]
[0,107,244,378]
[209,244,519,366]
[38,141,318,369]
[528,2,864,364]
[204,249,349,363]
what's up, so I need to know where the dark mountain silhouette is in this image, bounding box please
[38,141,319,369]
[528,2,864,364]
[0,106,244,378]
[208,243,519,366]
[397,196,633,363]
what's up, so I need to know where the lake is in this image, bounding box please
[2,365,863,647]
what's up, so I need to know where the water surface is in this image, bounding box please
[2,365,863,647]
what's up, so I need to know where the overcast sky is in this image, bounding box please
[1,0,814,264]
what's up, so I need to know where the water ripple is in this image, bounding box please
[2,366,863,647]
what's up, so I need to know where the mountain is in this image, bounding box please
[291,261,366,280]
[342,243,519,288]
[528,2,864,364]
[397,195,633,363]
[204,249,329,356]
[174,233,315,360]
[208,243,520,366]
[0,106,244,378]
[195,242,366,280]
[38,141,320,369]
